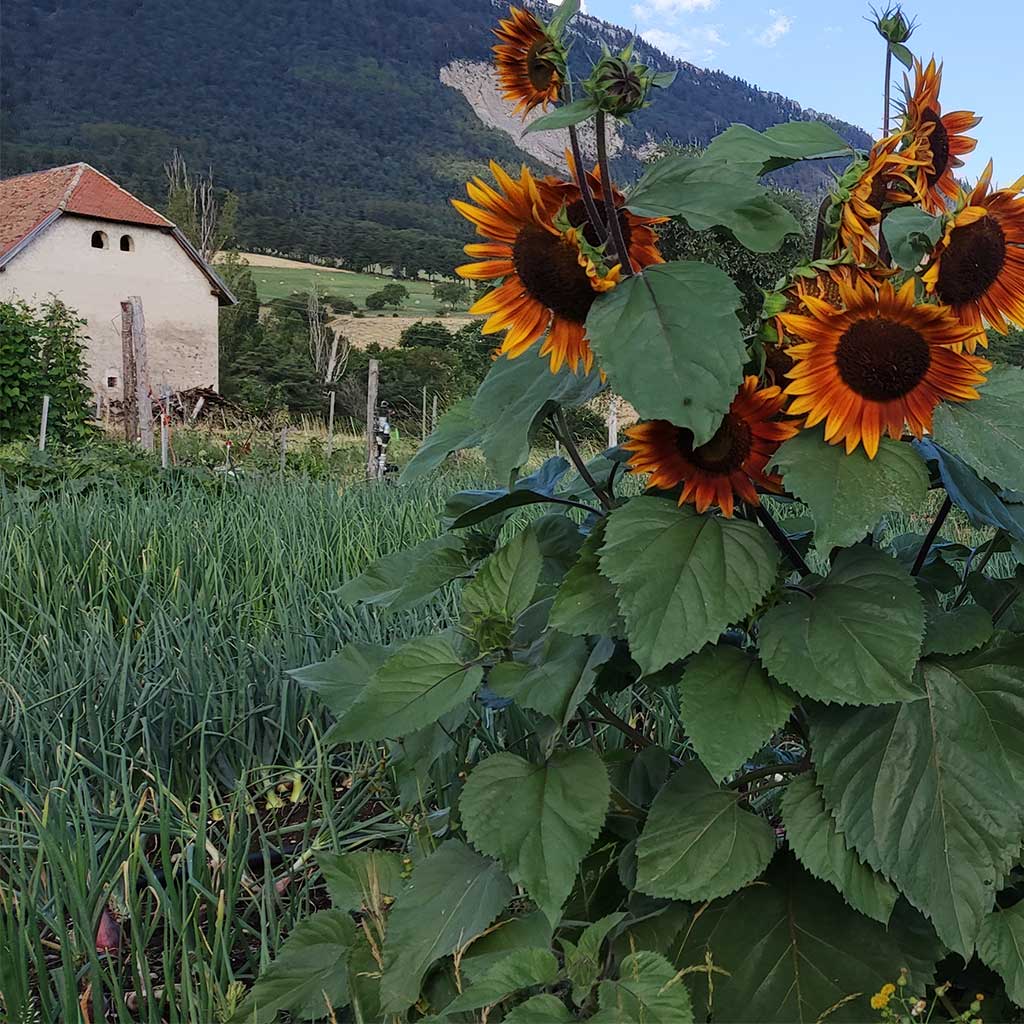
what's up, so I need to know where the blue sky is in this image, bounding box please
[584,0,1023,186]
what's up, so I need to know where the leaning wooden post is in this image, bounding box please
[607,395,619,448]
[432,393,438,432]
[326,390,336,458]
[38,395,50,451]
[128,296,153,450]
[160,413,170,469]
[120,301,138,442]
[365,358,380,481]
[279,427,288,473]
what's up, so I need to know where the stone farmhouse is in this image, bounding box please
[0,162,234,398]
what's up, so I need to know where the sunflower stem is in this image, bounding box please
[595,111,634,277]
[993,585,1022,627]
[952,531,1004,607]
[568,123,608,245]
[552,407,611,510]
[882,46,893,136]
[755,504,812,577]
[726,759,809,791]
[811,194,833,261]
[910,495,952,577]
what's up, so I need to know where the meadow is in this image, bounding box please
[0,444,1009,1022]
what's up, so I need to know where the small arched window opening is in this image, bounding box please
[105,370,120,390]
[91,230,108,249]
[120,234,134,252]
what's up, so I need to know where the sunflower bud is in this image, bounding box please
[584,51,674,118]
[871,4,915,44]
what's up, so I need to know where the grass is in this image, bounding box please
[245,265,449,314]
[0,449,1011,1021]
[0,470,482,1022]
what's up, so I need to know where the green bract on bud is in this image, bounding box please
[583,52,675,118]
[868,4,917,66]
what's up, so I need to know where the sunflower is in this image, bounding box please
[778,274,989,458]
[453,161,662,374]
[838,133,926,263]
[623,377,799,518]
[903,58,981,213]
[493,6,561,118]
[922,161,1024,352]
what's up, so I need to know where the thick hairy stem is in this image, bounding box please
[811,193,833,261]
[993,585,1022,627]
[552,408,611,510]
[883,47,893,136]
[755,504,812,577]
[726,760,808,791]
[595,111,633,276]
[587,694,686,764]
[910,496,952,577]
[953,531,1004,607]
[568,123,607,245]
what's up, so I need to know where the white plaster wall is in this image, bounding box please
[0,215,220,397]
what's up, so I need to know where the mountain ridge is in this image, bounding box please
[0,0,871,275]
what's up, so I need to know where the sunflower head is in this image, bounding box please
[922,161,1024,352]
[493,7,565,118]
[778,271,990,458]
[835,133,926,263]
[624,377,799,518]
[452,161,662,375]
[902,57,981,213]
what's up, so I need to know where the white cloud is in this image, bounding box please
[641,24,726,64]
[632,0,717,21]
[753,8,792,46]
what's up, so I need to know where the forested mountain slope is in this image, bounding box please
[1,0,871,273]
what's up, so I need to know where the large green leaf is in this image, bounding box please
[548,521,624,638]
[525,96,598,133]
[560,912,626,1007]
[636,762,776,902]
[462,912,554,979]
[401,398,484,484]
[600,497,779,675]
[977,903,1024,1006]
[442,948,559,1014]
[701,120,852,175]
[882,206,944,270]
[771,430,929,552]
[915,438,1024,542]
[489,633,614,725]
[671,858,933,1023]
[231,910,354,1023]
[811,637,1024,955]
[590,951,694,1024]
[471,352,604,478]
[932,365,1024,494]
[678,644,795,783]
[289,642,390,729]
[380,840,513,1013]
[328,635,482,741]
[504,995,574,1023]
[462,528,542,625]
[318,851,404,913]
[781,772,897,925]
[461,749,610,925]
[758,547,925,705]
[586,262,745,445]
[922,604,994,657]
[626,156,800,252]
[336,533,472,612]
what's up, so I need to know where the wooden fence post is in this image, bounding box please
[129,296,153,450]
[432,393,438,432]
[421,385,427,440]
[161,413,170,469]
[279,427,288,473]
[607,395,619,448]
[120,301,138,442]
[38,395,50,451]
[326,390,336,458]
[366,358,379,481]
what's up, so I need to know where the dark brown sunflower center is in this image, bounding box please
[866,171,889,211]
[922,109,950,186]
[935,214,1006,306]
[513,223,596,324]
[565,198,633,251]
[835,317,931,401]
[526,39,557,92]
[677,414,753,474]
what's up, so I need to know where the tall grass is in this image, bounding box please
[0,471,477,1021]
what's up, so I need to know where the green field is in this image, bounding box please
[245,264,452,314]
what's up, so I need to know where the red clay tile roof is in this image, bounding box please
[0,162,172,262]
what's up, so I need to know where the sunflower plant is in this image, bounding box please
[236,3,1024,1021]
